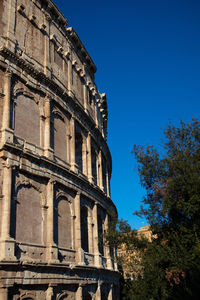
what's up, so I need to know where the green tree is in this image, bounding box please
[107,119,200,299]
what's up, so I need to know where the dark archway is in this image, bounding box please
[81,206,89,252]
[54,196,72,249]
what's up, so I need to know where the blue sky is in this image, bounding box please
[54,0,200,229]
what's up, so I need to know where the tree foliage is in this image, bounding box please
[106,119,200,299]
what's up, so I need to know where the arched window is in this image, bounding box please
[15,185,42,244]
[51,111,68,162]
[14,91,40,146]
[81,206,89,252]
[54,196,72,249]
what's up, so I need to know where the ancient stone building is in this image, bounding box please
[0,0,120,299]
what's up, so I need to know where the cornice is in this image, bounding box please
[67,27,97,74]
[32,0,68,27]
[0,144,116,214]
[0,45,111,164]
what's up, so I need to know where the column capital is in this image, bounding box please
[49,179,56,185]
[45,95,53,102]
[5,68,12,77]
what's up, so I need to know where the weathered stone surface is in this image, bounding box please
[0,0,119,298]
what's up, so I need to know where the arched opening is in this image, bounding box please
[75,132,83,172]
[14,92,40,146]
[101,292,107,300]
[16,185,42,244]
[98,214,104,256]
[83,293,92,300]
[52,112,68,162]
[91,147,97,185]
[54,196,72,249]
[81,206,89,252]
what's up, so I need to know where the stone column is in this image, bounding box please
[83,64,88,113]
[1,165,12,240]
[2,71,11,129]
[44,97,53,159]
[82,134,87,176]
[94,96,98,127]
[88,212,93,254]
[106,166,110,197]
[6,0,16,51]
[96,153,100,187]
[98,150,103,190]
[70,116,76,172]
[46,286,54,300]
[96,282,101,300]
[46,180,58,262]
[68,47,74,99]
[0,288,8,300]
[87,133,93,183]
[0,164,15,260]
[74,192,82,263]
[44,14,51,77]
[104,214,112,269]
[108,284,113,300]
[1,71,13,145]
[76,285,82,300]
[93,202,100,267]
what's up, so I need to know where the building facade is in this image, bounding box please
[117,226,152,279]
[0,0,120,299]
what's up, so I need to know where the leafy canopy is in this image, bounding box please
[107,120,200,300]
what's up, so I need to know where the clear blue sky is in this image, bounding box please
[54,0,200,229]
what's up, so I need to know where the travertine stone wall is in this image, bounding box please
[0,0,119,299]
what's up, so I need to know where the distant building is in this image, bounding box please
[137,225,152,241]
[118,225,152,278]
[0,0,120,299]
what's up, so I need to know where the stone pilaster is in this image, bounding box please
[74,192,81,263]
[108,284,113,300]
[0,164,16,260]
[46,180,58,262]
[1,70,13,145]
[46,286,54,300]
[6,0,17,51]
[44,14,51,77]
[82,135,87,176]
[88,212,93,254]
[76,285,82,300]
[104,214,112,269]
[93,202,100,267]
[0,288,8,300]
[83,65,88,113]
[87,133,93,183]
[98,150,103,190]
[44,96,54,159]
[106,166,110,197]
[96,282,101,300]
[70,116,76,172]
[68,47,74,99]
